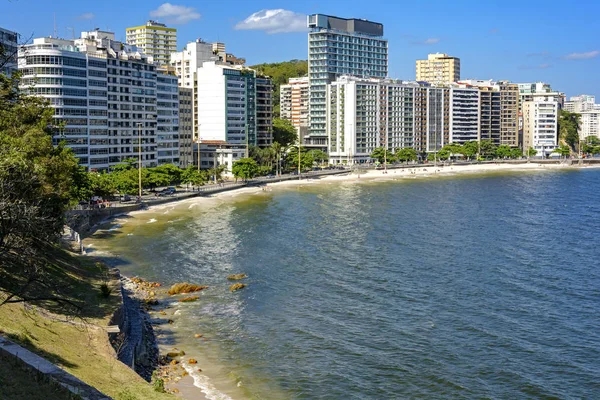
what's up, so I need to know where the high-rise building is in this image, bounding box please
[196,62,273,168]
[178,87,194,167]
[156,70,180,165]
[564,95,596,113]
[522,96,559,157]
[326,77,465,164]
[416,53,460,85]
[280,77,309,139]
[0,26,18,75]
[517,82,564,107]
[307,14,388,147]
[579,111,600,141]
[256,77,273,147]
[498,81,520,147]
[448,86,480,144]
[126,20,177,66]
[19,30,179,171]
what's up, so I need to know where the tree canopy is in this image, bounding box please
[232,158,259,181]
[272,118,298,147]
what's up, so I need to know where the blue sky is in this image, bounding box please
[2,0,599,98]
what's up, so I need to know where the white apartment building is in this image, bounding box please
[1,26,18,75]
[580,111,600,141]
[307,14,388,147]
[522,96,559,157]
[280,76,309,139]
[564,95,596,113]
[126,21,176,66]
[448,86,480,144]
[19,30,179,171]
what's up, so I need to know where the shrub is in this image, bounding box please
[99,283,112,298]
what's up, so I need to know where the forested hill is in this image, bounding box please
[251,60,308,117]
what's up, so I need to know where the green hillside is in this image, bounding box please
[251,60,308,117]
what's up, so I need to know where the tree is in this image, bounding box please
[395,147,418,164]
[232,158,259,181]
[272,118,298,147]
[495,145,513,159]
[308,149,328,165]
[153,164,182,185]
[480,140,498,158]
[181,165,207,188]
[461,141,479,160]
[527,147,538,158]
[509,147,523,159]
[286,146,313,172]
[0,70,84,311]
[554,145,571,158]
[558,110,580,152]
[370,147,391,164]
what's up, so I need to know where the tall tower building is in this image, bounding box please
[0,26,18,75]
[307,14,388,148]
[280,77,310,139]
[126,20,177,66]
[522,96,559,157]
[416,53,460,84]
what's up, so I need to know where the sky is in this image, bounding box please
[2,0,599,98]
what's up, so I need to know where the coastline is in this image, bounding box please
[84,161,595,400]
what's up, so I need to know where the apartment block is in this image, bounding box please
[280,77,309,139]
[126,20,176,66]
[448,86,480,144]
[19,30,180,171]
[416,53,460,84]
[564,95,597,113]
[522,96,559,157]
[196,62,272,166]
[580,111,600,141]
[307,14,388,147]
[498,81,519,147]
[518,82,564,108]
[156,71,179,165]
[0,26,18,75]
[326,77,456,164]
[178,87,194,167]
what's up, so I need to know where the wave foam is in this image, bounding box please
[182,362,233,400]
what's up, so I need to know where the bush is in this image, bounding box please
[99,283,112,298]
[151,371,166,393]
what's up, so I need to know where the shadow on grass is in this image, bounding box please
[4,332,78,369]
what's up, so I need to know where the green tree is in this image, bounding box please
[509,147,523,159]
[480,140,498,158]
[308,149,328,165]
[395,147,418,163]
[495,145,513,159]
[286,146,313,172]
[153,164,182,185]
[232,158,259,181]
[272,118,298,147]
[554,144,571,158]
[181,165,207,188]
[370,147,393,164]
[527,147,538,158]
[558,110,581,152]
[461,141,479,160]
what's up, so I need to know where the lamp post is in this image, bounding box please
[297,144,301,180]
[137,123,143,199]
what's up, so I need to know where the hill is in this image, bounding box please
[251,60,308,117]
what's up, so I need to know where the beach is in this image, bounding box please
[85,161,596,400]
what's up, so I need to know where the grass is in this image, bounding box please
[0,249,173,400]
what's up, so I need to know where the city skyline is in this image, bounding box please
[2,0,599,98]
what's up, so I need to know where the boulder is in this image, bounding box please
[168,283,209,295]
[194,334,203,338]
[178,296,199,303]
[188,359,197,364]
[229,283,247,292]
[227,274,248,281]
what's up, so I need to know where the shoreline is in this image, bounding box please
[84,161,596,400]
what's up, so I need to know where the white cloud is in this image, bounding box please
[235,9,307,34]
[519,63,552,70]
[77,12,95,20]
[562,50,599,60]
[149,3,201,25]
[413,37,440,45]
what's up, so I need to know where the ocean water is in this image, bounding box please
[88,168,600,399]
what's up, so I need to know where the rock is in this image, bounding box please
[182,370,189,377]
[145,298,159,306]
[194,333,203,338]
[188,359,197,364]
[172,388,180,394]
[229,283,247,292]
[170,360,179,365]
[227,273,248,281]
[168,319,174,324]
[168,282,209,295]
[197,368,203,372]
[178,296,200,303]
[149,291,156,297]
[160,310,167,315]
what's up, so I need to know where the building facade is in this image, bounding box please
[280,76,310,140]
[156,71,180,165]
[307,14,388,147]
[448,86,479,144]
[178,87,194,167]
[580,111,600,141]
[125,21,176,66]
[416,53,460,84]
[522,96,559,157]
[19,30,181,171]
[256,77,273,147]
[564,95,597,113]
[0,26,18,75]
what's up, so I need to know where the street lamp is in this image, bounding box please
[196,124,202,173]
[137,123,143,199]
